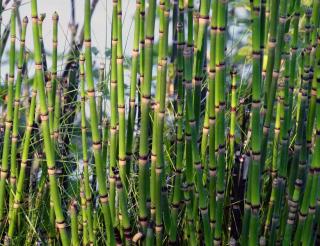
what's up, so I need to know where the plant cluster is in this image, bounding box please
[0,0,319,245]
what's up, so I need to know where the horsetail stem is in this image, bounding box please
[84,0,115,243]
[79,54,94,244]
[8,15,27,223]
[0,4,16,225]
[214,0,228,242]
[30,0,69,244]
[138,0,156,231]
[49,12,58,136]
[69,200,80,246]
[126,0,140,182]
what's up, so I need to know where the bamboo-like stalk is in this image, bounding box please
[287,0,301,196]
[183,65,194,242]
[265,36,291,245]
[30,0,69,244]
[260,0,279,168]
[207,0,218,234]
[193,0,210,129]
[69,200,80,246]
[97,62,104,130]
[183,5,197,238]
[214,0,228,243]
[109,0,118,226]
[7,66,37,241]
[79,54,94,244]
[150,0,166,237]
[298,73,320,245]
[262,4,289,232]
[282,179,302,245]
[292,55,310,246]
[83,0,115,244]
[38,13,47,73]
[169,0,185,242]
[274,34,292,238]
[306,0,320,152]
[52,63,61,144]
[293,9,317,245]
[137,0,145,127]
[115,2,131,240]
[137,0,156,232]
[248,3,262,243]
[0,4,16,226]
[184,44,211,244]
[8,15,27,221]
[49,12,58,136]
[153,1,170,244]
[22,51,30,122]
[101,117,109,169]
[229,66,237,171]
[180,5,195,241]
[114,167,131,243]
[80,187,89,245]
[116,0,128,192]
[126,0,140,182]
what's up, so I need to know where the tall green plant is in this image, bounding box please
[84,0,115,244]
[30,0,69,244]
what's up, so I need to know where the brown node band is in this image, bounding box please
[40,113,49,121]
[200,207,208,214]
[99,194,108,203]
[155,224,163,233]
[56,221,66,229]
[216,62,226,70]
[13,201,21,209]
[155,167,163,174]
[119,158,126,167]
[198,15,209,24]
[47,167,56,176]
[87,89,95,97]
[268,38,277,48]
[92,141,101,150]
[34,63,42,70]
[279,16,287,24]
[132,49,139,57]
[252,50,261,59]
[84,39,91,47]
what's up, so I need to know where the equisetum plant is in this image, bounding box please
[0,0,319,245]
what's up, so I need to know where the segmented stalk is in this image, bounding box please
[306,0,320,152]
[208,0,218,233]
[8,70,37,241]
[49,12,58,136]
[0,4,16,225]
[137,0,156,231]
[260,0,279,168]
[79,54,94,244]
[214,0,228,243]
[109,1,118,225]
[116,0,128,192]
[30,0,69,244]
[84,0,114,243]
[193,0,210,129]
[169,0,185,242]
[8,16,27,221]
[154,1,170,244]
[126,0,140,180]
[69,200,80,246]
